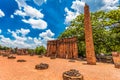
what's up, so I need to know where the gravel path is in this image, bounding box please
[0,55,120,80]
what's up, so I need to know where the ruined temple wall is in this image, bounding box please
[47,37,78,59]
[73,37,78,59]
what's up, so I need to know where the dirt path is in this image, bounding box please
[0,55,120,80]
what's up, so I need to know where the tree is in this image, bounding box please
[58,9,120,56]
[35,46,46,55]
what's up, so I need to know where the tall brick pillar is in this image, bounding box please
[84,4,96,65]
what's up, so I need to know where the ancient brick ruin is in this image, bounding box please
[84,4,96,64]
[16,49,28,55]
[47,37,78,59]
[112,52,120,68]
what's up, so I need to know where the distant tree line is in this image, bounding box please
[0,45,10,50]
[27,46,46,55]
[0,45,46,55]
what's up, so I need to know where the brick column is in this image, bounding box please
[84,4,96,65]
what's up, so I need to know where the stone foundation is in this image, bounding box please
[35,63,49,70]
[63,69,83,80]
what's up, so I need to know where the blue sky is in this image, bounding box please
[0,0,119,49]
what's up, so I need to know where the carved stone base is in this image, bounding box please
[35,63,49,70]
[63,69,83,80]
[17,59,26,62]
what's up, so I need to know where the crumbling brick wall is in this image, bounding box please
[47,37,78,59]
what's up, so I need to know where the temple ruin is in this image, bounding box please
[84,4,96,64]
[47,37,78,59]
[47,4,96,64]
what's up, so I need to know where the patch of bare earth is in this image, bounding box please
[0,55,120,80]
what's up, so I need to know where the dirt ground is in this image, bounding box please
[0,55,120,80]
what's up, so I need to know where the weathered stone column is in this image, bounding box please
[84,4,96,65]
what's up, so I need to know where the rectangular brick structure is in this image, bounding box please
[47,37,78,59]
[112,52,120,68]
[84,4,96,65]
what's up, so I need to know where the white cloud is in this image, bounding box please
[0,28,55,49]
[34,37,42,45]
[0,29,2,34]
[33,0,47,6]
[64,0,85,24]
[8,28,30,41]
[14,0,47,30]
[28,36,32,40]
[14,10,26,17]
[39,29,55,47]
[22,18,47,29]
[24,6,44,19]
[0,35,13,47]
[65,8,78,24]
[100,0,119,10]
[14,3,44,19]
[71,0,85,13]
[39,29,55,43]
[10,15,14,18]
[15,0,27,9]
[16,28,30,36]
[0,9,5,17]
[39,29,55,38]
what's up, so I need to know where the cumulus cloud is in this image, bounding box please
[34,37,42,45]
[14,10,26,17]
[22,18,47,29]
[33,0,47,6]
[8,28,30,41]
[0,35,13,47]
[39,29,55,47]
[64,0,119,24]
[14,0,47,30]
[24,6,44,19]
[14,0,44,19]
[10,15,14,18]
[0,9,5,17]
[0,29,2,34]
[39,29,55,38]
[100,0,119,10]
[4,28,33,48]
[0,28,55,49]
[64,0,85,24]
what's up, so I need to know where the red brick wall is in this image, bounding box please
[47,37,78,59]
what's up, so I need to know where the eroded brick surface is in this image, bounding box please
[84,4,96,65]
[47,37,78,59]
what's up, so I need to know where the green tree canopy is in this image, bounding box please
[58,9,120,56]
[35,46,46,55]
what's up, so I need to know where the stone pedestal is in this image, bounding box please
[63,69,83,80]
[35,63,49,70]
[84,4,96,65]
